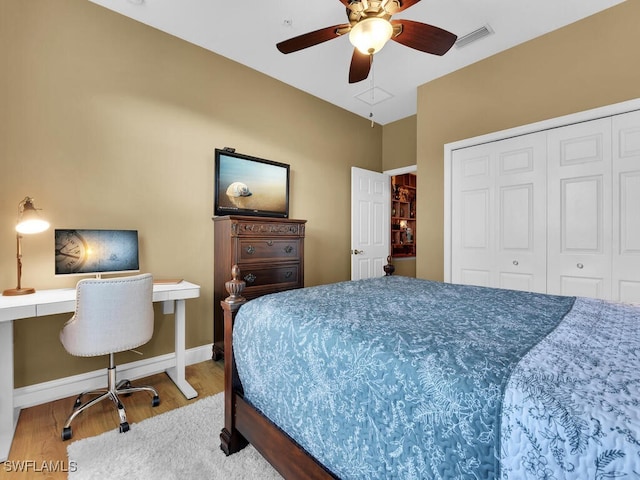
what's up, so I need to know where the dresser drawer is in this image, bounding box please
[235,238,301,263]
[231,219,305,237]
[238,262,301,292]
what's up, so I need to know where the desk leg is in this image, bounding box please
[165,299,198,399]
[0,321,19,463]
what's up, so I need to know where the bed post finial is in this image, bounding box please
[220,265,249,456]
[225,264,246,304]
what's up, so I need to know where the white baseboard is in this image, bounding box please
[14,344,214,409]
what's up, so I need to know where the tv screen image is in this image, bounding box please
[54,229,139,276]
[214,149,290,218]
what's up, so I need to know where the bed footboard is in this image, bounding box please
[219,265,336,479]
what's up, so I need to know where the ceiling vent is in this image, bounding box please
[455,24,494,49]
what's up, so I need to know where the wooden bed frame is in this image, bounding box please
[219,265,337,479]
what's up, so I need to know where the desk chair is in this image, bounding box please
[59,273,160,441]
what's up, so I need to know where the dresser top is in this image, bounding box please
[213,215,306,224]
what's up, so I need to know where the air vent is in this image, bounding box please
[455,24,494,49]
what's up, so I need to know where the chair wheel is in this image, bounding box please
[151,395,160,407]
[119,422,130,433]
[61,427,73,441]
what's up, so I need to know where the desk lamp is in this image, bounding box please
[3,196,50,296]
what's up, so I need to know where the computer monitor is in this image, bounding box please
[54,229,140,277]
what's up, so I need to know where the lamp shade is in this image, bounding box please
[349,17,393,55]
[16,198,50,234]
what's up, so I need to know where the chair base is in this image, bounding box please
[61,353,160,441]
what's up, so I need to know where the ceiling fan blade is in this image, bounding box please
[349,49,372,83]
[276,25,348,54]
[390,19,457,55]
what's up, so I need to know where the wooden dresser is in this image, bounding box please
[212,215,306,359]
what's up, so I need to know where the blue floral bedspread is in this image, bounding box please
[232,276,640,479]
[500,296,640,479]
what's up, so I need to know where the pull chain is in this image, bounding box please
[369,54,375,128]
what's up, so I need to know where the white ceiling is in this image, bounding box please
[88,0,626,125]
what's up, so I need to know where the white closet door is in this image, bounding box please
[495,135,547,292]
[451,133,546,291]
[612,110,640,303]
[451,143,495,287]
[547,118,612,298]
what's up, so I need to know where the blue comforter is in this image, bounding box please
[233,276,640,479]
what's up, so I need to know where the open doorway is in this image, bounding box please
[384,165,417,277]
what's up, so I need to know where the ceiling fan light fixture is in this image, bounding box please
[349,17,393,55]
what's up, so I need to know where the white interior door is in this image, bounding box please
[451,133,547,291]
[451,143,496,287]
[494,134,547,293]
[547,117,612,298]
[351,167,390,280]
[612,109,640,303]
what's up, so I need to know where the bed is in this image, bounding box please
[219,266,640,479]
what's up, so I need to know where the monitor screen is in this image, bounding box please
[214,148,290,218]
[54,229,139,277]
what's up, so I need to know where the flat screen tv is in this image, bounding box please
[54,229,140,277]
[214,148,290,218]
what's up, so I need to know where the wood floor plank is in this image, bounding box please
[3,360,224,479]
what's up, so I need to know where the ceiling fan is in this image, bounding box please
[276,0,457,84]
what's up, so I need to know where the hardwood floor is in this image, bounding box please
[2,360,224,480]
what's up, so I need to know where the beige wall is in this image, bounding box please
[382,115,416,172]
[416,0,640,281]
[1,0,382,387]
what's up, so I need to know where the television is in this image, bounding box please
[214,148,290,218]
[54,229,140,277]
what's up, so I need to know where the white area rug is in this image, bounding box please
[67,392,282,480]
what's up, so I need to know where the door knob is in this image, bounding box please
[352,249,364,255]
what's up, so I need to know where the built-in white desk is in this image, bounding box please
[0,280,200,462]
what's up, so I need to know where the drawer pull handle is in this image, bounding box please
[577,263,584,269]
[284,271,293,279]
[266,240,274,246]
[246,245,255,255]
[244,273,256,284]
[512,260,519,266]
[284,245,293,254]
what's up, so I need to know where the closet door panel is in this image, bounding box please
[495,136,547,293]
[612,110,640,303]
[451,145,495,287]
[547,118,612,298]
[560,276,606,298]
